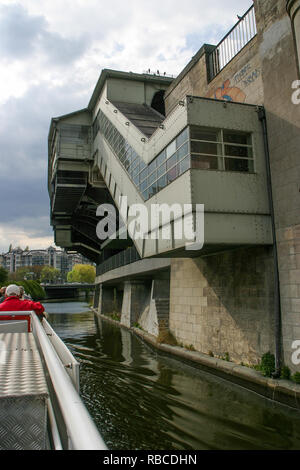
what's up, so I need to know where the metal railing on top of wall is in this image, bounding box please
[208,5,257,81]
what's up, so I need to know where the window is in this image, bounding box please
[166,152,177,170]
[97,107,263,199]
[190,126,254,173]
[98,112,190,200]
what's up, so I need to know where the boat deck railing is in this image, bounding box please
[0,311,107,450]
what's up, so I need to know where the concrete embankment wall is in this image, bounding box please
[169,247,275,365]
[95,247,276,368]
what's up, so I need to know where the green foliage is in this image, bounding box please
[25,265,44,281]
[259,352,275,377]
[292,372,300,384]
[280,365,291,381]
[186,344,196,351]
[67,264,96,284]
[40,266,60,283]
[8,265,55,283]
[240,362,253,368]
[15,280,45,301]
[109,312,121,322]
[0,266,8,284]
[157,329,178,346]
[9,266,32,282]
[220,352,230,361]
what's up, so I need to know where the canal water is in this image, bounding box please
[44,301,300,451]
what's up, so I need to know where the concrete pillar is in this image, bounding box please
[93,284,100,309]
[138,277,170,336]
[120,329,133,365]
[98,283,115,315]
[287,0,300,74]
[121,281,150,327]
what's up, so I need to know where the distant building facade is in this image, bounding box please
[0,246,93,276]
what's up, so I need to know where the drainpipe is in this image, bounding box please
[258,107,282,378]
[287,0,300,77]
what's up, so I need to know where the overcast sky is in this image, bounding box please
[0,0,253,254]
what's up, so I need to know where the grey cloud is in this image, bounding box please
[0,215,53,253]
[0,80,89,176]
[0,81,89,246]
[6,216,53,239]
[40,30,89,65]
[0,179,49,224]
[0,3,46,58]
[0,3,89,64]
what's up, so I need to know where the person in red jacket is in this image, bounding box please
[0,284,45,318]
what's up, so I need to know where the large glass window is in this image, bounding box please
[93,109,254,202]
[94,108,190,200]
[190,126,254,173]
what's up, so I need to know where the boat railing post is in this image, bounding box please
[30,311,107,450]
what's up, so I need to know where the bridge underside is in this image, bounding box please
[43,285,94,300]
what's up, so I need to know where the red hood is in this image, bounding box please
[0,295,45,316]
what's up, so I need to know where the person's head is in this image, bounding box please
[19,286,24,296]
[0,286,6,296]
[5,284,20,297]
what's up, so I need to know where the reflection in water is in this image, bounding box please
[44,302,300,451]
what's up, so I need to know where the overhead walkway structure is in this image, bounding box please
[48,69,273,270]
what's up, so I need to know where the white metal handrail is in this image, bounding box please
[0,311,107,450]
[30,312,107,450]
[42,318,80,392]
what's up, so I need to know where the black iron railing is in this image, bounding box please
[96,246,141,276]
[208,5,257,81]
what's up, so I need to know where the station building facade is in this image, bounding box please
[48,0,300,372]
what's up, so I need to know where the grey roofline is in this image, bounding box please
[47,69,174,182]
[48,108,89,143]
[87,68,174,112]
[48,69,173,142]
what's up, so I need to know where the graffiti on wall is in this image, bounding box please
[233,64,261,88]
[207,79,246,103]
[207,62,261,103]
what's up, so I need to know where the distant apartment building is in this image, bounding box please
[0,246,93,276]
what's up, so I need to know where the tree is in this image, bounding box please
[0,266,8,285]
[28,265,44,281]
[40,266,60,284]
[67,264,96,284]
[9,267,31,282]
